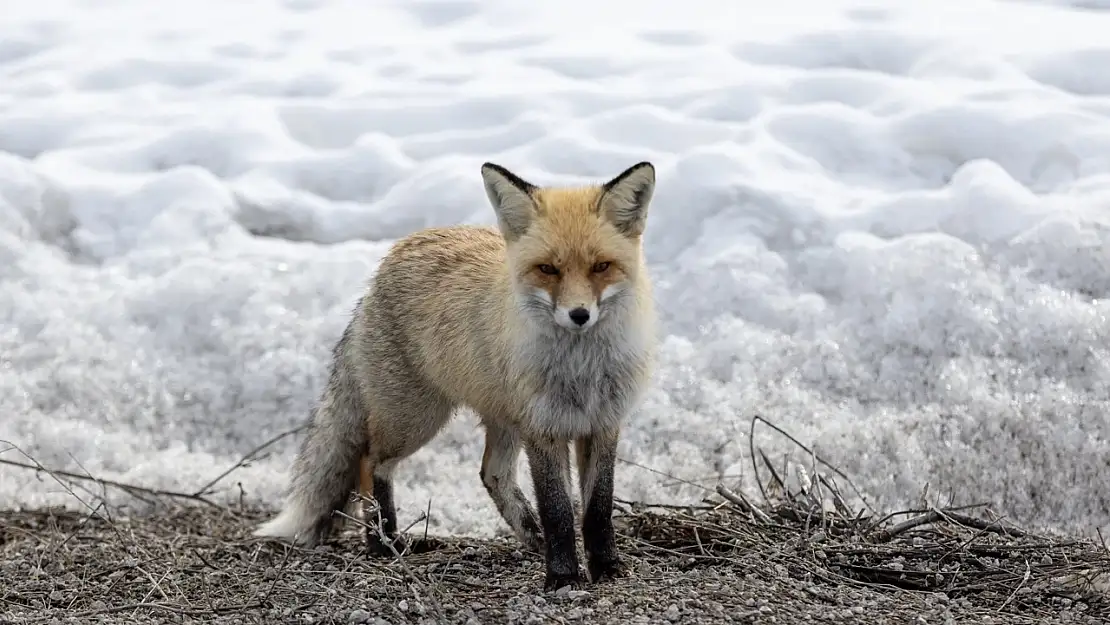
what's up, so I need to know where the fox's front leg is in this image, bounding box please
[525,436,583,591]
[576,429,623,582]
[479,421,544,553]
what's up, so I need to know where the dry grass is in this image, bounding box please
[2,417,1108,625]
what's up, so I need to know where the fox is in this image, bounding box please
[252,161,658,591]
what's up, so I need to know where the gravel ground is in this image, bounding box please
[3,493,1108,625]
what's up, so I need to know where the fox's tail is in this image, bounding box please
[253,331,366,546]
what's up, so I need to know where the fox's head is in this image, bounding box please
[480,161,655,333]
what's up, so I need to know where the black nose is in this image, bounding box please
[568,307,590,326]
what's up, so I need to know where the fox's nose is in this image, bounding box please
[568,307,590,326]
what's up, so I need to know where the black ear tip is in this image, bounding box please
[625,161,655,180]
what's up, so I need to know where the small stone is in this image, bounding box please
[568,590,590,600]
[463,547,477,557]
[810,531,826,543]
[347,609,371,624]
[262,567,278,580]
[1041,554,1053,566]
[555,585,572,598]
[398,600,410,612]
[664,604,681,622]
[597,598,613,610]
[47,590,65,603]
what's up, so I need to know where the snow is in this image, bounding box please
[2,0,1108,540]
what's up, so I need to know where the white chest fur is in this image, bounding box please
[514,322,652,440]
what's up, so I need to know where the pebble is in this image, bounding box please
[347,609,371,624]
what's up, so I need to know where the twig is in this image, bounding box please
[136,566,171,603]
[0,457,221,509]
[873,507,1026,543]
[260,542,295,606]
[758,449,786,498]
[818,474,852,518]
[423,499,432,544]
[193,425,308,497]
[748,418,769,504]
[862,502,992,535]
[998,560,1031,612]
[874,509,945,542]
[617,457,714,493]
[749,415,875,514]
[715,483,772,524]
[935,508,1026,538]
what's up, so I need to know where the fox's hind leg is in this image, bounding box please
[361,390,453,557]
[361,459,404,556]
[357,455,402,556]
[479,420,544,553]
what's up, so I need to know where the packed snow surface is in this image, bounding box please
[2,0,1108,539]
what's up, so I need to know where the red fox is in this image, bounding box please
[253,161,658,591]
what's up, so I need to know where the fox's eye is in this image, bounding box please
[592,261,611,273]
[537,264,560,276]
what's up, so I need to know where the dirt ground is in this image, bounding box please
[3,493,1108,625]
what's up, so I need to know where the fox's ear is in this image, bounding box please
[481,162,537,241]
[599,161,655,237]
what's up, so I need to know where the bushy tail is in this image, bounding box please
[253,338,366,546]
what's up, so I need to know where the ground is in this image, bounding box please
[3,489,1108,625]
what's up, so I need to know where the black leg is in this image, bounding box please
[577,433,623,582]
[365,476,405,556]
[526,438,583,591]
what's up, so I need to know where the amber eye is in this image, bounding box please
[537,264,560,276]
[591,261,611,273]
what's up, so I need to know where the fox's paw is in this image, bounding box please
[588,556,626,584]
[543,569,585,593]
